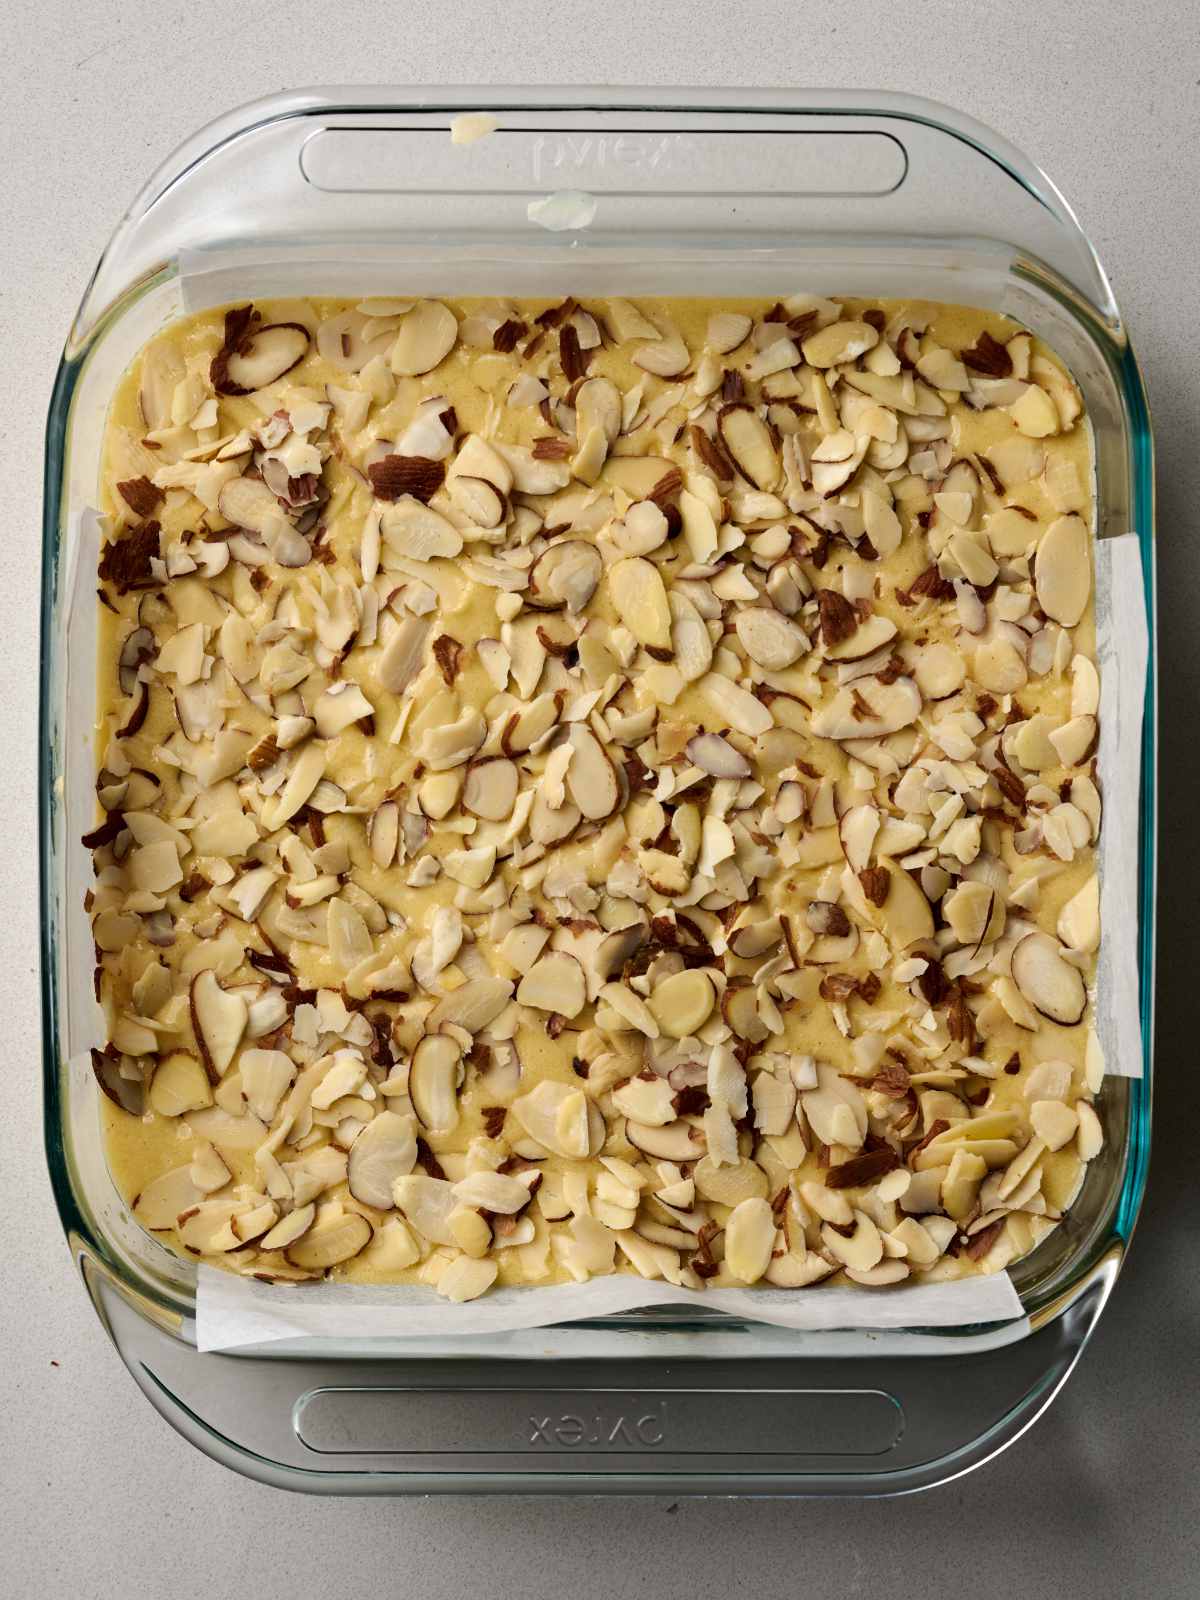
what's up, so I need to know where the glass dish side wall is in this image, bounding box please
[40,92,1155,1358]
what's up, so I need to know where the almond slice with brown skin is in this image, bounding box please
[625,1118,706,1163]
[463,757,520,820]
[447,474,507,528]
[428,976,513,1032]
[565,724,619,819]
[686,732,751,778]
[217,475,292,541]
[632,331,690,378]
[698,672,773,737]
[838,804,880,873]
[821,1209,883,1271]
[409,1035,464,1134]
[716,404,780,491]
[134,1165,206,1229]
[217,323,309,394]
[707,312,752,353]
[391,299,458,376]
[285,1207,373,1270]
[347,1110,418,1208]
[530,789,581,845]
[259,1203,316,1252]
[189,970,247,1083]
[869,858,934,950]
[608,557,672,652]
[517,952,587,1017]
[1010,931,1087,1024]
[613,500,670,558]
[528,540,602,613]
[943,881,998,949]
[802,319,879,368]
[811,675,922,741]
[824,613,897,662]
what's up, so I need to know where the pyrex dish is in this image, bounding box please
[41,88,1155,1496]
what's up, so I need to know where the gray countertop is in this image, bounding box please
[4,1,1197,1593]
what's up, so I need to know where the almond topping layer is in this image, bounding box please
[94,292,1100,1298]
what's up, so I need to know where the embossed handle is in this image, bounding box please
[74,87,1117,349]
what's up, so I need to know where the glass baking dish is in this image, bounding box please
[40,87,1156,1495]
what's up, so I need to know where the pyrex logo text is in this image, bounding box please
[531,134,688,184]
[526,1405,667,1448]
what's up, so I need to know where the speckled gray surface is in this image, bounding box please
[4,1,1198,1593]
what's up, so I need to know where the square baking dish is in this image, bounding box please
[41,87,1155,1495]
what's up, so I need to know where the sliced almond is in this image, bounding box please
[134,1165,206,1229]
[565,724,620,819]
[407,1036,462,1135]
[285,1207,372,1269]
[1030,1099,1078,1151]
[1057,874,1100,953]
[699,672,773,736]
[1076,1100,1103,1161]
[517,952,587,1018]
[1035,514,1091,626]
[447,474,506,528]
[802,319,879,368]
[189,971,247,1082]
[735,606,808,669]
[613,1075,677,1127]
[632,332,690,378]
[218,323,309,394]
[724,1196,776,1284]
[437,1256,499,1302]
[391,299,458,376]
[148,1051,212,1117]
[812,676,922,742]
[512,1080,602,1158]
[380,498,464,561]
[1010,931,1087,1024]
[348,1110,418,1208]
[259,1203,317,1252]
[1009,384,1060,438]
[716,404,780,491]
[528,540,602,613]
[463,757,519,821]
[376,615,429,693]
[686,732,751,778]
[648,969,715,1038]
[608,557,672,652]
[825,613,896,663]
[707,312,751,353]
[625,1118,706,1162]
